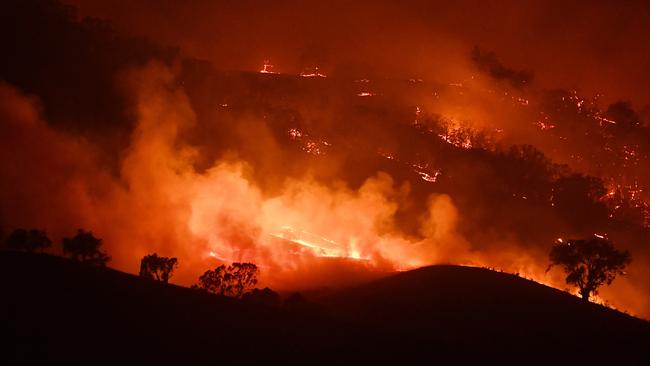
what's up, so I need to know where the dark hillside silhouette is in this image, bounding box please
[321,265,650,359]
[0,251,324,364]
[1,252,648,364]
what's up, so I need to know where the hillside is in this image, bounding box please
[0,251,322,364]
[1,251,649,364]
[322,265,650,358]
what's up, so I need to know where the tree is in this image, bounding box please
[62,229,110,267]
[194,262,258,298]
[548,237,631,301]
[139,253,178,283]
[5,228,52,252]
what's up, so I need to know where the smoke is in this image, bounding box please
[471,47,533,88]
[0,63,473,290]
[69,0,650,107]
[0,82,111,240]
[114,63,480,288]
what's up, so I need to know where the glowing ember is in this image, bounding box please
[512,96,529,106]
[412,163,442,183]
[534,119,556,130]
[259,60,278,74]
[286,127,330,155]
[438,133,473,149]
[288,128,303,139]
[418,171,441,183]
[377,149,398,161]
[595,115,617,125]
[300,66,327,78]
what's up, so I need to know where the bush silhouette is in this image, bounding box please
[139,253,178,283]
[242,287,281,307]
[548,237,631,300]
[62,229,110,267]
[5,228,51,252]
[194,262,258,298]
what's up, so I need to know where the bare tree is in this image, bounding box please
[548,237,631,301]
[139,253,178,283]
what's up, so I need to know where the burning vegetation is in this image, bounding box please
[1,0,650,320]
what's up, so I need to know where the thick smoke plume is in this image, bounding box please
[0,64,474,290]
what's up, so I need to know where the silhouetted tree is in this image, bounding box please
[62,229,110,267]
[548,237,631,301]
[5,228,52,252]
[194,262,258,298]
[139,253,178,283]
[242,287,281,307]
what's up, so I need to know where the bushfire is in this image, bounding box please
[2,0,650,322]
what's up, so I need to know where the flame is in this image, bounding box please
[357,92,376,97]
[300,66,327,78]
[259,60,278,74]
[269,226,369,261]
[287,127,330,155]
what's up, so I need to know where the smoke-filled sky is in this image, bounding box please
[69,0,650,109]
[2,0,650,318]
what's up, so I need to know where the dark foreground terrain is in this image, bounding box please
[1,251,649,364]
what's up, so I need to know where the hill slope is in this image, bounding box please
[322,265,650,357]
[1,251,648,364]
